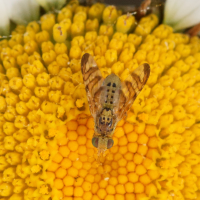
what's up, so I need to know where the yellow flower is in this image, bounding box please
[0,0,200,200]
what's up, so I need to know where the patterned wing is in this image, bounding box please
[114,63,150,121]
[81,53,105,117]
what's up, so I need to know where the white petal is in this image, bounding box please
[171,0,200,22]
[174,7,200,31]
[4,0,40,25]
[36,0,66,11]
[164,0,200,31]
[164,0,180,24]
[0,1,10,35]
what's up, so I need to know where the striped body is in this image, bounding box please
[95,74,121,137]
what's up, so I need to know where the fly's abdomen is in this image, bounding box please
[105,82,117,106]
[101,73,121,108]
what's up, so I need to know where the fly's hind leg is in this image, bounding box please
[77,113,92,123]
[123,111,137,125]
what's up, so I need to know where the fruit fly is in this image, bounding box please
[81,53,150,155]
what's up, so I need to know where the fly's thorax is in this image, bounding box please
[95,108,116,135]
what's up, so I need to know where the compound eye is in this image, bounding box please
[107,139,114,149]
[92,137,99,148]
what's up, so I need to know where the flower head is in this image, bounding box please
[0,0,200,200]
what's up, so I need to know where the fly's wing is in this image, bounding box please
[81,53,105,118]
[114,63,150,121]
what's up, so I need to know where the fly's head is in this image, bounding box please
[92,136,114,155]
